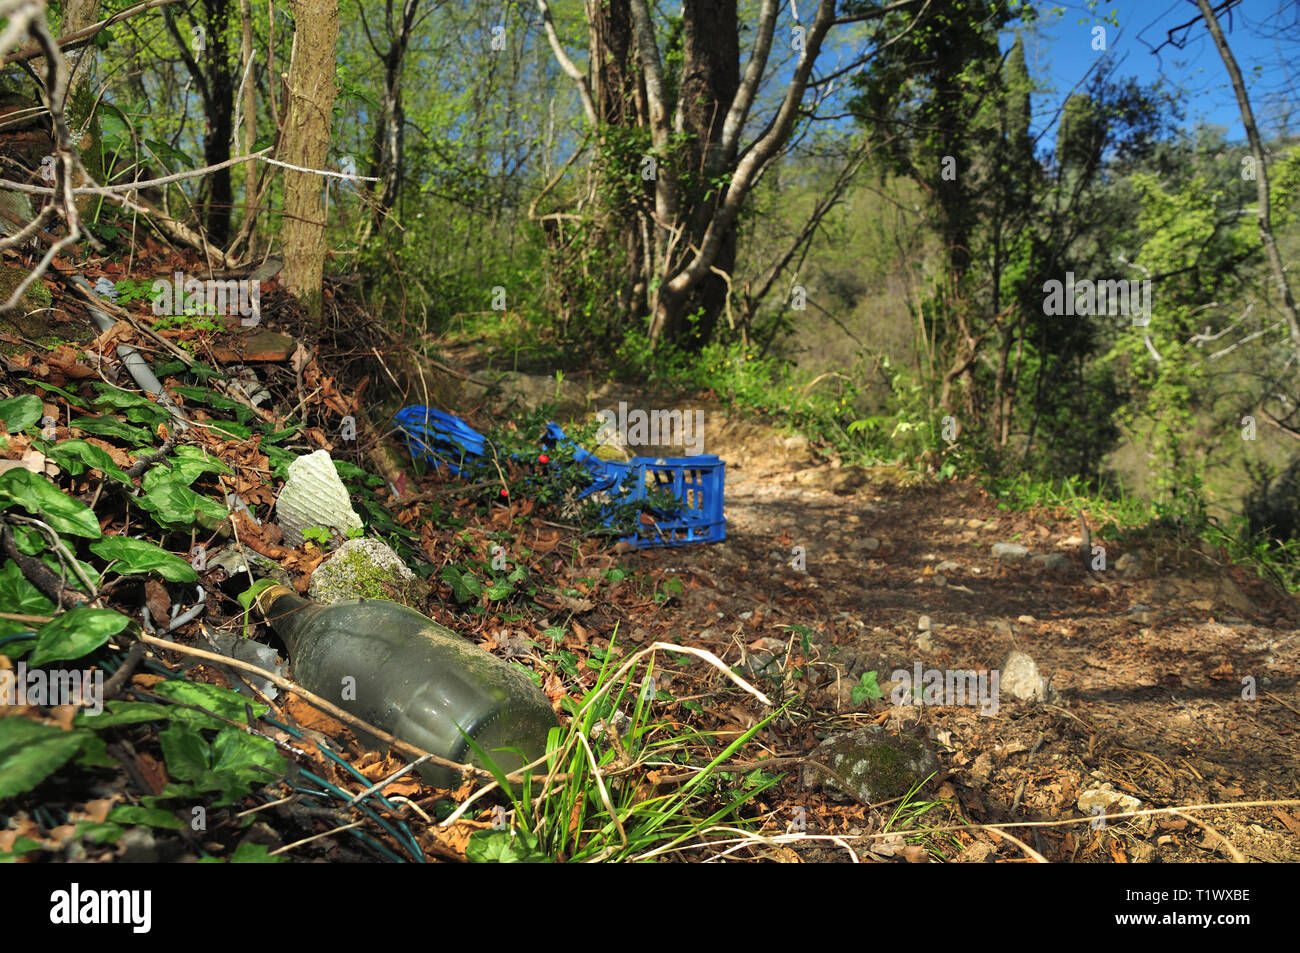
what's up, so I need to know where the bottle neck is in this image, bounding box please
[254,584,316,655]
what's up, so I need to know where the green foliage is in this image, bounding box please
[29,608,129,667]
[467,634,785,863]
[0,394,43,433]
[0,468,102,537]
[850,670,884,707]
[88,537,199,582]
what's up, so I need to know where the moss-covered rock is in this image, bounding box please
[801,724,940,803]
[307,537,426,608]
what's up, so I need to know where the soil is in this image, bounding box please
[472,370,1300,863]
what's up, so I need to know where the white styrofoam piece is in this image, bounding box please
[275,449,363,544]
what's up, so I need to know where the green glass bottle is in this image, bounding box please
[254,584,557,788]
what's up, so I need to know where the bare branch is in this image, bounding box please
[535,0,598,126]
[1,0,187,66]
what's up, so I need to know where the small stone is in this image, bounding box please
[1077,785,1142,818]
[1129,841,1158,863]
[1115,552,1143,576]
[992,542,1030,560]
[999,649,1049,702]
[853,536,881,552]
[1017,614,1035,624]
[917,615,932,632]
[955,841,997,863]
[935,560,960,573]
[915,631,934,653]
[1033,553,1073,573]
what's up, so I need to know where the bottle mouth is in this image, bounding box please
[253,583,295,618]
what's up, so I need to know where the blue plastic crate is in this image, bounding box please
[617,455,726,547]
[396,408,726,548]
[393,406,488,476]
[542,423,726,548]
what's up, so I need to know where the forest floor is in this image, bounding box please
[657,402,1300,862]
[3,273,1299,863]
[445,356,1300,863]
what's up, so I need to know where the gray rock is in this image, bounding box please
[917,615,932,631]
[955,841,997,863]
[999,649,1050,702]
[915,631,934,653]
[1033,552,1073,573]
[800,724,940,803]
[935,560,960,573]
[308,537,426,607]
[852,536,881,552]
[992,542,1030,561]
[1115,552,1143,576]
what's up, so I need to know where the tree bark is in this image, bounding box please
[1195,0,1300,357]
[281,0,339,322]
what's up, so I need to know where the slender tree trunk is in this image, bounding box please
[587,0,650,325]
[200,0,234,245]
[1195,0,1300,357]
[665,0,739,347]
[239,0,257,239]
[281,0,339,322]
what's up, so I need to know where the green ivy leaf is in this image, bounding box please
[74,700,171,728]
[75,821,125,844]
[0,718,88,800]
[21,378,86,408]
[69,415,153,447]
[230,842,283,862]
[0,394,43,433]
[210,727,285,795]
[107,805,185,830]
[141,445,232,490]
[89,537,198,582]
[150,680,269,730]
[440,565,482,604]
[136,479,227,529]
[40,440,132,485]
[91,384,170,427]
[0,560,54,643]
[850,670,884,706]
[0,469,102,537]
[158,722,211,783]
[0,835,42,862]
[465,828,549,863]
[29,607,129,666]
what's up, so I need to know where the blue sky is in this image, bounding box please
[1021,1,1300,141]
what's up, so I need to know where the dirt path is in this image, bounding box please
[627,405,1300,862]
[437,363,1299,860]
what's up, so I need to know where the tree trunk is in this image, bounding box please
[587,0,650,325]
[281,0,339,322]
[666,0,739,347]
[1195,0,1300,357]
[201,0,235,246]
